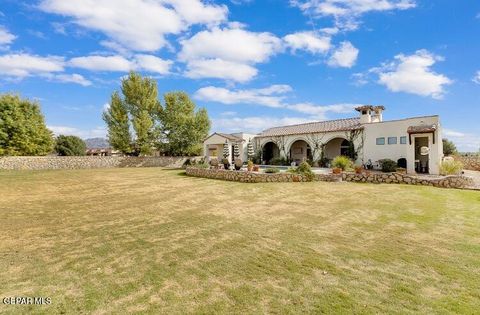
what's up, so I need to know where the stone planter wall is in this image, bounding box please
[185,167,342,183]
[186,167,474,189]
[0,156,202,170]
[454,156,480,171]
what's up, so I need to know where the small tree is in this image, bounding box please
[443,138,457,156]
[247,139,254,161]
[0,94,54,156]
[233,142,240,159]
[223,140,230,159]
[55,135,86,156]
[344,129,364,161]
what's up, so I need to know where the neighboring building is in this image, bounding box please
[203,106,444,175]
[203,132,257,164]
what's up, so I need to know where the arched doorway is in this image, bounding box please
[289,140,312,165]
[324,137,352,160]
[262,142,280,165]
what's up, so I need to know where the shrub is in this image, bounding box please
[271,157,289,166]
[234,158,243,170]
[443,138,457,156]
[379,159,397,172]
[264,167,280,173]
[196,163,209,169]
[439,160,463,175]
[296,161,315,181]
[222,158,229,165]
[331,156,353,171]
[209,158,219,167]
[55,135,86,156]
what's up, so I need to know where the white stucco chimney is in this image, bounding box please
[355,105,385,124]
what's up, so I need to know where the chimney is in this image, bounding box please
[355,105,385,124]
[355,105,372,124]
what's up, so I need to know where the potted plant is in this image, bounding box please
[354,165,363,174]
[331,156,353,174]
[222,140,230,170]
[234,158,243,171]
[253,165,259,172]
[332,167,342,174]
[222,158,230,170]
[396,167,407,174]
[247,160,253,172]
[209,158,219,169]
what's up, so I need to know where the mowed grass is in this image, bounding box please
[1,168,480,314]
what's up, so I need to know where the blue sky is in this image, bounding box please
[0,0,479,151]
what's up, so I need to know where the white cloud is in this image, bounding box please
[52,73,92,86]
[0,26,16,46]
[195,85,292,107]
[69,54,172,74]
[283,31,331,54]
[0,53,64,78]
[48,125,107,138]
[291,0,416,30]
[180,27,282,63]
[327,41,359,68]
[372,49,452,99]
[473,71,480,84]
[185,58,258,82]
[39,0,228,52]
[195,84,358,119]
[69,55,132,72]
[213,116,315,133]
[134,54,172,75]
[179,26,282,82]
[442,128,480,152]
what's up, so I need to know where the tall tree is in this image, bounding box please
[103,72,160,155]
[103,91,132,154]
[442,138,457,156]
[55,135,86,156]
[157,92,211,156]
[0,94,53,156]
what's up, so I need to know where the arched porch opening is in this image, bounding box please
[289,140,312,165]
[262,142,280,165]
[324,137,352,160]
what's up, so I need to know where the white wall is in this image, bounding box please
[362,116,443,174]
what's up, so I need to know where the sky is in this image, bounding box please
[0,0,479,151]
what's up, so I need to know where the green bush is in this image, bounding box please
[331,156,353,171]
[271,157,289,166]
[295,161,315,181]
[439,160,463,175]
[195,163,209,169]
[264,167,280,173]
[55,135,86,156]
[379,159,397,172]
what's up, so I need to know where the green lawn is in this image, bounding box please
[1,168,480,314]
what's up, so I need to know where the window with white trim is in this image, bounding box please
[376,137,385,145]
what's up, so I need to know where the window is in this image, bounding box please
[376,137,385,145]
[400,136,407,144]
[388,137,397,145]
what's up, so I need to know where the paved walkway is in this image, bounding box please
[464,170,480,190]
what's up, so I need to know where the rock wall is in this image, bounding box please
[0,156,202,170]
[341,172,473,189]
[186,167,473,189]
[454,156,480,171]
[186,167,342,183]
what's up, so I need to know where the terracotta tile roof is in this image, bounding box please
[257,117,362,138]
[407,124,437,134]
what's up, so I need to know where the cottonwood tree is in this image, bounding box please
[103,72,160,155]
[0,94,54,156]
[157,92,210,156]
[55,135,86,156]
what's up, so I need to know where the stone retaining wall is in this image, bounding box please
[341,172,473,189]
[454,156,480,171]
[0,156,201,170]
[186,167,342,183]
[186,167,474,189]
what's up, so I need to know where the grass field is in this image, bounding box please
[1,168,480,314]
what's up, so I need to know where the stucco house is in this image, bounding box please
[203,106,444,175]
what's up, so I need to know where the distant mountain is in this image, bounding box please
[84,138,110,149]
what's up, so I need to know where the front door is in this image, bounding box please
[414,137,429,174]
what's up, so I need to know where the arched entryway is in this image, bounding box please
[262,142,280,165]
[289,140,312,165]
[324,137,352,160]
